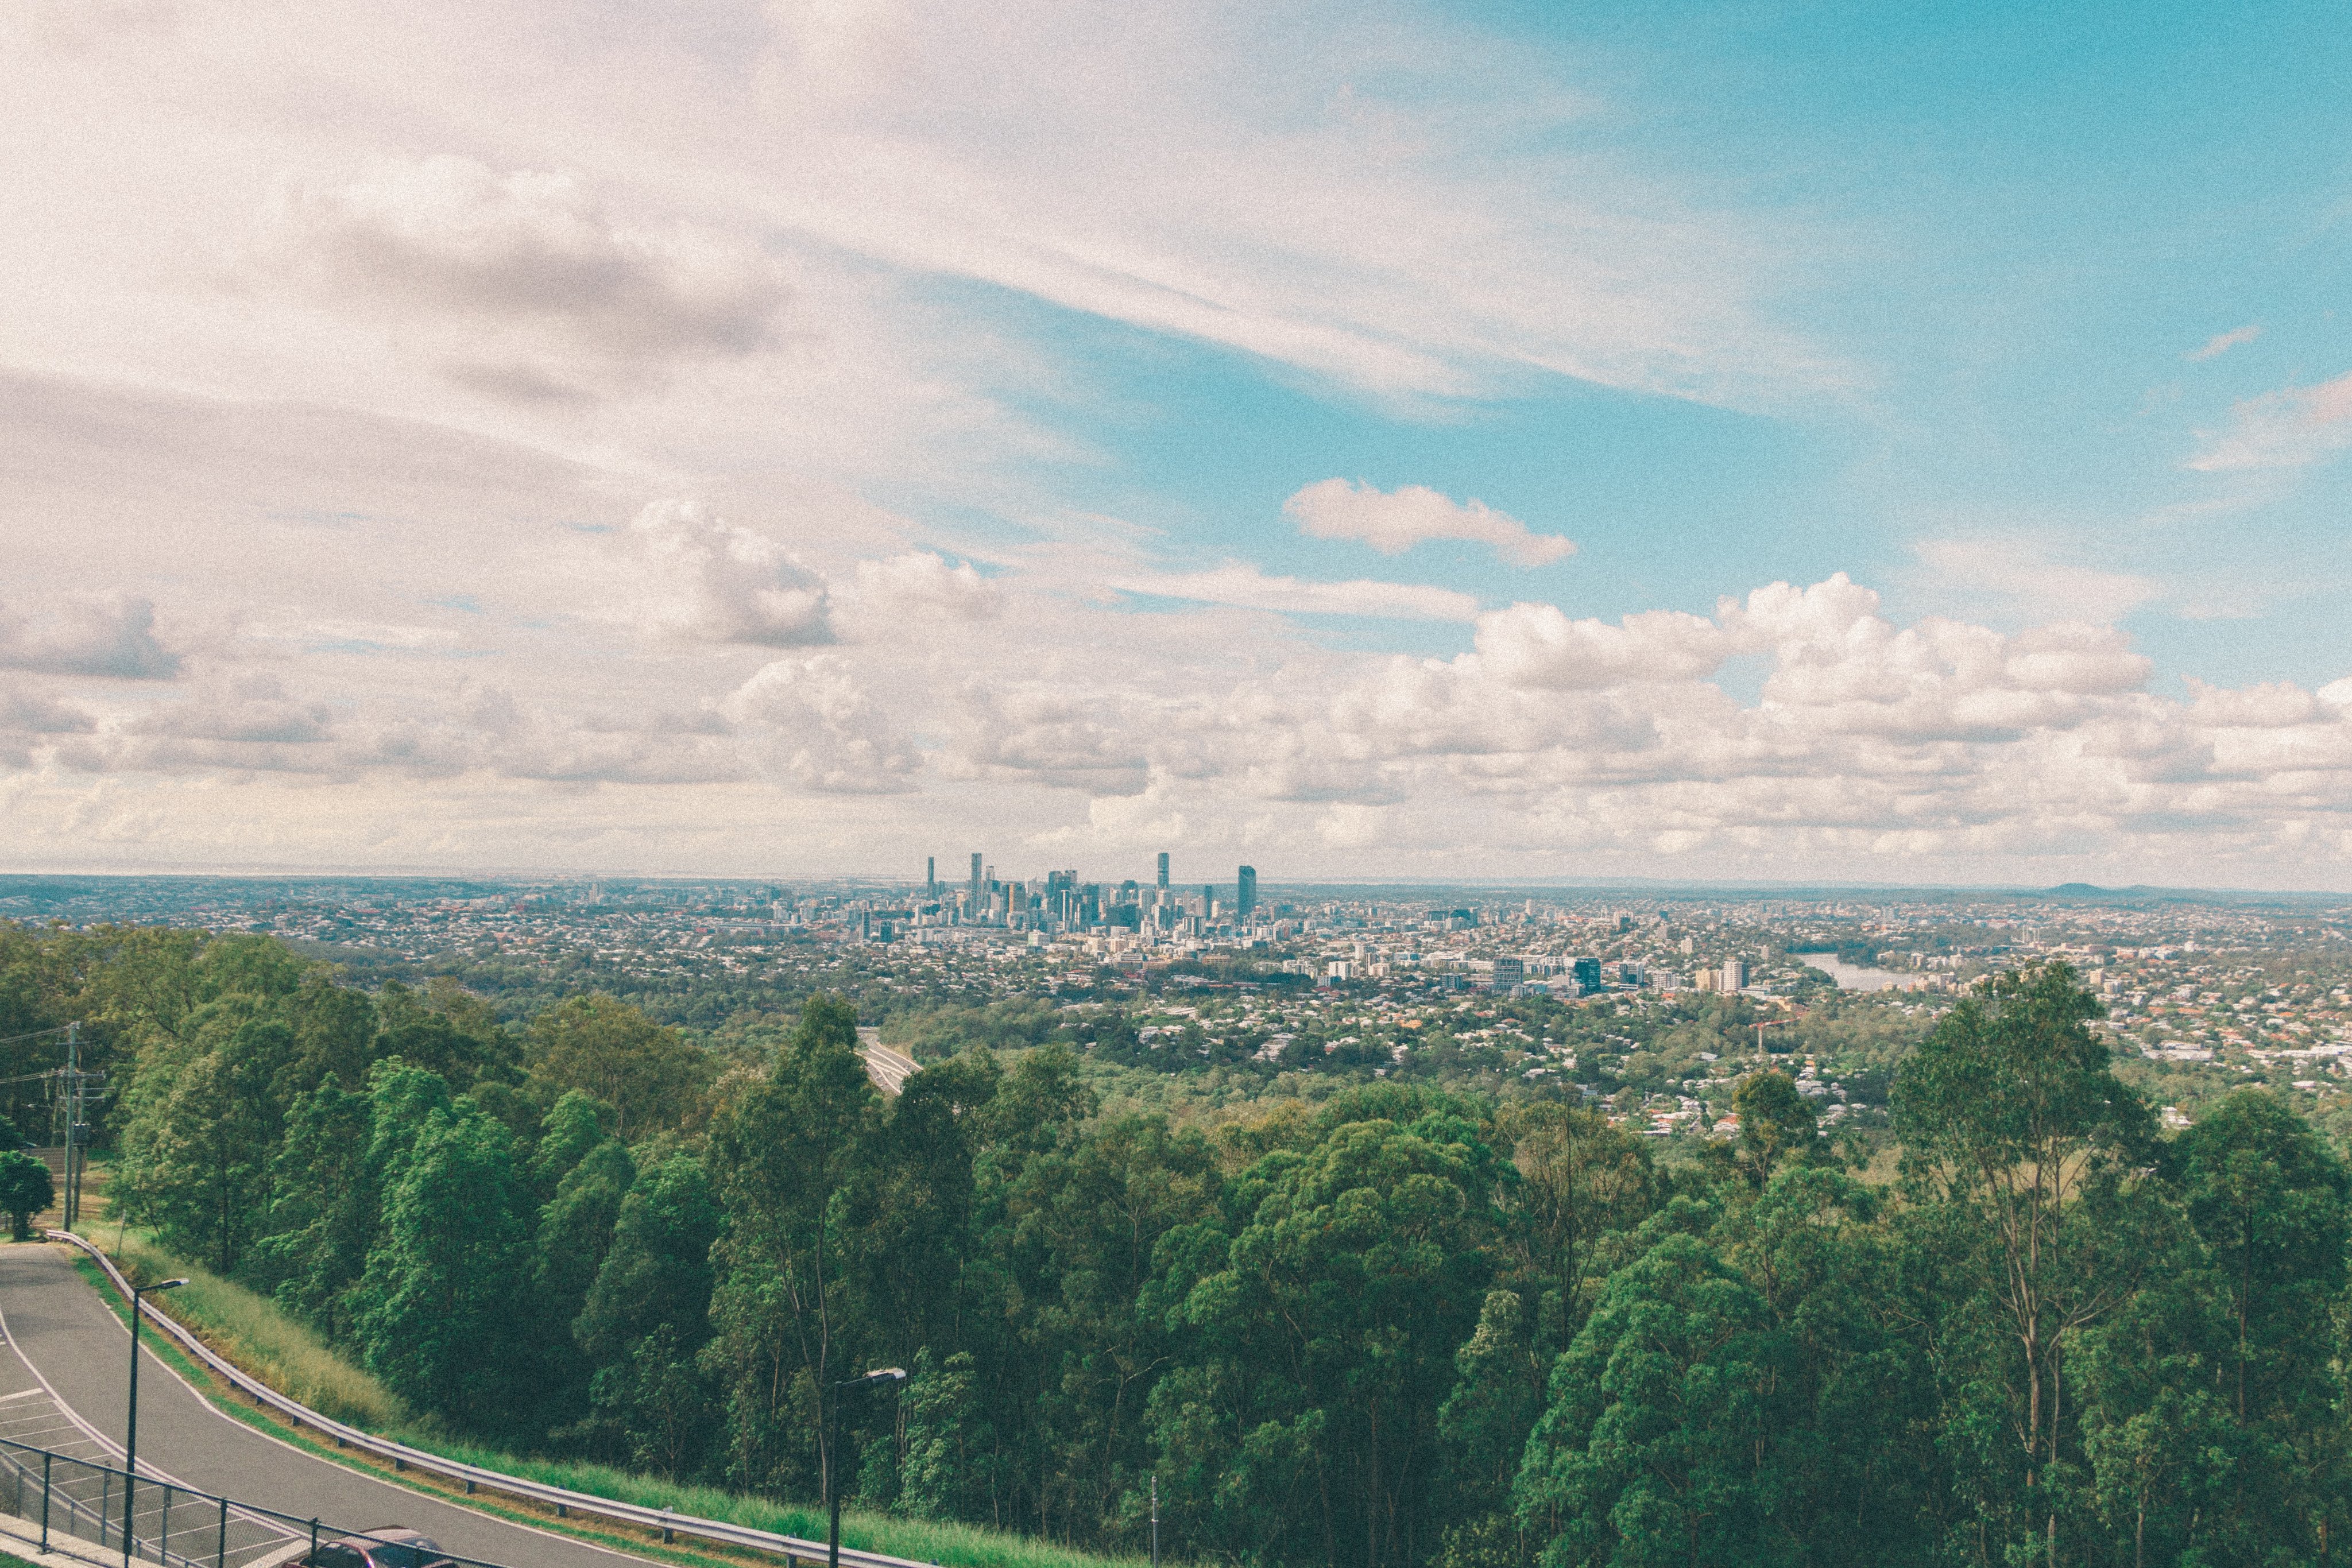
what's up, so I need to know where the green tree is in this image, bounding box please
[0,1149,55,1240]
[355,1095,533,1437]
[705,994,881,1500]
[1437,1290,1547,1568]
[1153,1102,1500,1568]
[1731,1071,1819,1187]
[287,973,379,1087]
[995,1106,1216,1543]
[2175,1089,2351,1561]
[250,1073,377,1341]
[2075,1224,2235,1568]
[529,1089,614,1197]
[115,1016,294,1273]
[531,1132,636,1437]
[1892,963,2152,1568]
[1516,1230,1790,1568]
[895,1348,994,1520]
[577,1149,724,1476]
[527,993,710,1137]
[1716,1166,1937,1567]
[373,980,517,1092]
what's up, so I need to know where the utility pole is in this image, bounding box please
[1150,1475,1159,1568]
[53,1024,102,1232]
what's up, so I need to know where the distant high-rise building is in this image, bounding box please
[1157,851,1170,889]
[1722,957,1748,992]
[1238,865,1257,920]
[969,853,983,909]
[926,857,935,893]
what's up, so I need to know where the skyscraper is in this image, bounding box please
[969,852,983,911]
[1722,957,1748,992]
[1156,851,1170,889]
[1237,864,1257,921]
[926,856,935,893]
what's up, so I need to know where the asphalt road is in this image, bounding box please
[0,1243,657,1568]
[854,1031,919,1095]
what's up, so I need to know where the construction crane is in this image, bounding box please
[1752,1017,1793,1056]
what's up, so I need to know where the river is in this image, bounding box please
[1793,952,1916,992]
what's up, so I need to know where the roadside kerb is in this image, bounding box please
[46,1233,931,1568]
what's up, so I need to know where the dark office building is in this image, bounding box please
[1238,864,1257,920]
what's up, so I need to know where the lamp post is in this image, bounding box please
[826,1368,908,1568]
[124,1277,188,1568]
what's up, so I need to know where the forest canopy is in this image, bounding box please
[2,924,2347,1568]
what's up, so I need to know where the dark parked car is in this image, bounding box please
[304,1530,459,1568]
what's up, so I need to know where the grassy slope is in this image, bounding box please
[67,1231,1150,1568]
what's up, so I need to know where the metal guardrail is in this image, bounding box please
[0,1431,505,1568]
[47,1233,933,1568]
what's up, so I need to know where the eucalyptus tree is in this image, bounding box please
[1891,964,2153,1567]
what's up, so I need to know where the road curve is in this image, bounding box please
[855,1031,919,1095]
[0,1243,656,1568]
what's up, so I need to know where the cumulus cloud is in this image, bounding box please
[1285,479,1575,567]
[257,154,788,399]
[56,673,335,775]
[16,548,2352,879]
[722,655,916,793]
[1474,604,1726,688]
[128,677,332,745]
[946,684,1150,795]
[840,552,1003,629]
[2187,369,2352,471]
[0,594,179,679]
[628,500,833,648]
[0,687,96,734]
[348,683,745,787]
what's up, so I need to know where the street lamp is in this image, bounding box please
[826,1368,908,1568]
[124,1278,188,1568]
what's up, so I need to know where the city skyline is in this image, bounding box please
[3,3,2350,886]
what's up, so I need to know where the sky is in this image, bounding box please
[3,0,2351,888]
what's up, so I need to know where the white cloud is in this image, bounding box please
[722,655,916,794]
[841,552,1003,630]
[1115,562,1483,621]
[2187,369,2352,471]
[0,686,95,735]
[0,594,179,679]
[2186,324,2261,362]
[1284,479,1575,567]
[1473,603,1724,688]
[1910,538,2158,626]
[945,683,1151,796]
[626,500,833,648]
[729,2,1834,409]
[256,154,788,400]
[128,674,332,744]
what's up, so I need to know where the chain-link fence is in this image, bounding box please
[0,1437,513,1568]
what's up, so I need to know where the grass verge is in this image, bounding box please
[65,1236,1154,1568]
[103,1229,405,1429]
